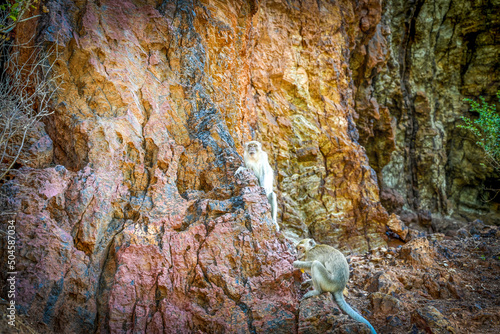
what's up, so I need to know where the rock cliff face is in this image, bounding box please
[354,0,500,229]
[39,0,390,251]
[1,0,389,332]
[1,0,499,333]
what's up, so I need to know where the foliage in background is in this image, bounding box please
[459,91,500,172]
[0,0,38,38]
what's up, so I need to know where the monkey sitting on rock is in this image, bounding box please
[293,238,377,334]
[237,141,279,231]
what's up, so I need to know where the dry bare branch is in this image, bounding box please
[0,39,60,182]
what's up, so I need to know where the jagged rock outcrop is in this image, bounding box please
[3,163,300,333]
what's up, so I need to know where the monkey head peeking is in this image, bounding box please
[239,141,279,231]
[294,238,377,334]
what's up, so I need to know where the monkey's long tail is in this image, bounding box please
[332,291,377,334]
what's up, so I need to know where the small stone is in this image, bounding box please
[411,305,457,333]
[371,292,404,315]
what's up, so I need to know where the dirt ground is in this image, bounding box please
[345,221,500,334]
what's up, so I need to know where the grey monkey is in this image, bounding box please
[293,238,377,334]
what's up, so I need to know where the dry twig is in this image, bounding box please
[0,38,60,181]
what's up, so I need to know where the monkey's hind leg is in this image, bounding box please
[301,289,321,301]
[301,278,313,289]
[300,260,330,301]
[311,260,341,293]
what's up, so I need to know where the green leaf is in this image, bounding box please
[460,90,500,172]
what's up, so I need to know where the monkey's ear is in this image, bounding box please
[309,239,316,247]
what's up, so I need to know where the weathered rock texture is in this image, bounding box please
[40,0,390,249]
[1,0,390,333]
[3,164,300,333]
[2,0,499,333]
[354,0,500,229]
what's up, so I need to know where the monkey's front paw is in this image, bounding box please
[235,166,247,175]
[293,260,311,269]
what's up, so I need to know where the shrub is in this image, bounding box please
[0,0,38,37]
[0,1,58,182]
[459,91,500,171]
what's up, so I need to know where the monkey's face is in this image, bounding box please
[296,243,306,260]
[296,238,316,260]
[246,141,261,157]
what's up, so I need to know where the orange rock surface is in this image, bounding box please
[42,0,389,250]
